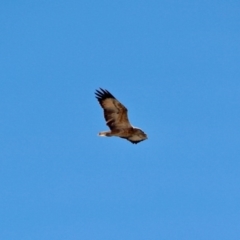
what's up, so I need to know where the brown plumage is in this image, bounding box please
[95,88,147,144]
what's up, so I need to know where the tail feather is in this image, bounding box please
[98,132,107,137]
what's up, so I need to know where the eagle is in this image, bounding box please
[95,88,147,144]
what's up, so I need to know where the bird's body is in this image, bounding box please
[95,88,147,144]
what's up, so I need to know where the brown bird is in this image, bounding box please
[95,88,147,144]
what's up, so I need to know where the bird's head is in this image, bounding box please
[133,127,148,140]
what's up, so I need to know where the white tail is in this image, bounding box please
[98,132,107,137]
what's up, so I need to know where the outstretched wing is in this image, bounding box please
[95,88,132,130]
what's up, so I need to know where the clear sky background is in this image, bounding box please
[1,1,240,239]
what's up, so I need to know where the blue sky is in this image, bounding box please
[1,1,240,239]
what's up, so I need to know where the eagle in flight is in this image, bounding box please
[95,88,147,144]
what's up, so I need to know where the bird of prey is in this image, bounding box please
[95,88,147,144]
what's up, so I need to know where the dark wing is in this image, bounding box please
[121,136,146,144]
[95,88,132,130]
[121,137,145,144]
